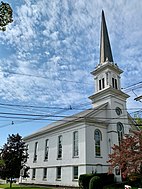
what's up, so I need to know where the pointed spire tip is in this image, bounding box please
[100,11,113,64]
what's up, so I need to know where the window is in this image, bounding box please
[44,139,49,161]
[99,79,102,90]
[99,78,105,90]
[57,135,62,159]
[115,79,118,89]
[117,122,124,144]
[32,168,36,179]
[112,78,118,89]
[115,107,122,116]
[94,129,102,157]
[43,168,47,180]
[102,78,105,89]
[112,78,115,88]
[57,167,61,180]
[73,131,79,157]
[73,166,78,180]
[33,142,38,162]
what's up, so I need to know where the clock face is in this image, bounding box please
[115,107,122,115]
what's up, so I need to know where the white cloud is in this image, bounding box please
[0,0,140,109]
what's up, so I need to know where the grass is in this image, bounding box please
[0,183,140,189]
[0,184,51,189]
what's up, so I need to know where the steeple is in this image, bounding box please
[89,10,130,107]
[100,10,113,64]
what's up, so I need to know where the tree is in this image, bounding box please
[0,1,13,31]
[108,130,142,179]
[135,117,142,129]
[0,133,29,187]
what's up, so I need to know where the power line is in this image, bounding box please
[0,101,140,111]
[1,70,142,91]
[0,70,91,85]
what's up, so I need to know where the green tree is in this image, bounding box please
[135,117,142,129]
[0,1,13,31]
[0,133,29,187]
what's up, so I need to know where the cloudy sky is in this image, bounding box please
[0,0,141,146]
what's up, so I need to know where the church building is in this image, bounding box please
[21,11,138,187]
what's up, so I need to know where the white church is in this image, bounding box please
[21,11,138,187]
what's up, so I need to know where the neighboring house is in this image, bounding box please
[21,11,138,187]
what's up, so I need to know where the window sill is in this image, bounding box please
[43,178,47,181]
[44,159,48,162]
[72,179,78,182]
[72,156,79,158]
[56,179,61,181]
[95,156,102,158]
[57,157,62,160]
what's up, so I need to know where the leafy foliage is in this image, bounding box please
[79,173,114,189]
[0,1,13,31]
[108,130,142,178]
[89,176,102,189]
[0,134,29,187]
[135,117,142,129]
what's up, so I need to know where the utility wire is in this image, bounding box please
[0,70,142,91]
[0,70,91,85]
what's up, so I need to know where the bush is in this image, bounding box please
[79,173,114,189]
[89,176,103,189]
[79,174,94,189]
[97,173,114,185]
[128,173,142,187]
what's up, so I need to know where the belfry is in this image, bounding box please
[89,10,129,108]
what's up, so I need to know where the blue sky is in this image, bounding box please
[0,0,141,146]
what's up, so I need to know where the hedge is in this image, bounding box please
[79,173,114,189]
[89,176,103,189]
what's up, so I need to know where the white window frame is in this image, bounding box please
[57,135,62,159]
[43,168,47,180]
[32,168,36,179]
[117,122,124,145]
[73,166,78,180]
[94,129,102,157]
[73,131,79,157]
[44,139,49,161]
[56,167,61,180]
[33,142,38,162]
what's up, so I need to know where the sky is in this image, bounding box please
[0,0,141,146]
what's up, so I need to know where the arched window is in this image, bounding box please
[94,129,102,157]
[117,122,124,145]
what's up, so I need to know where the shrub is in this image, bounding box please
[79,173,114,189]
[97,173,114,185]
[89,176,103,189]
[79,174,94,189]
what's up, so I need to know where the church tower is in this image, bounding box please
[89,10,129,104]
[89,11,130,151]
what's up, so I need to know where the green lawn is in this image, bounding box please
[0,183,140,189]
[0,184,51,189]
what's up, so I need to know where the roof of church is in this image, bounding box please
[100,10,113,64]
[24,103,108,140]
